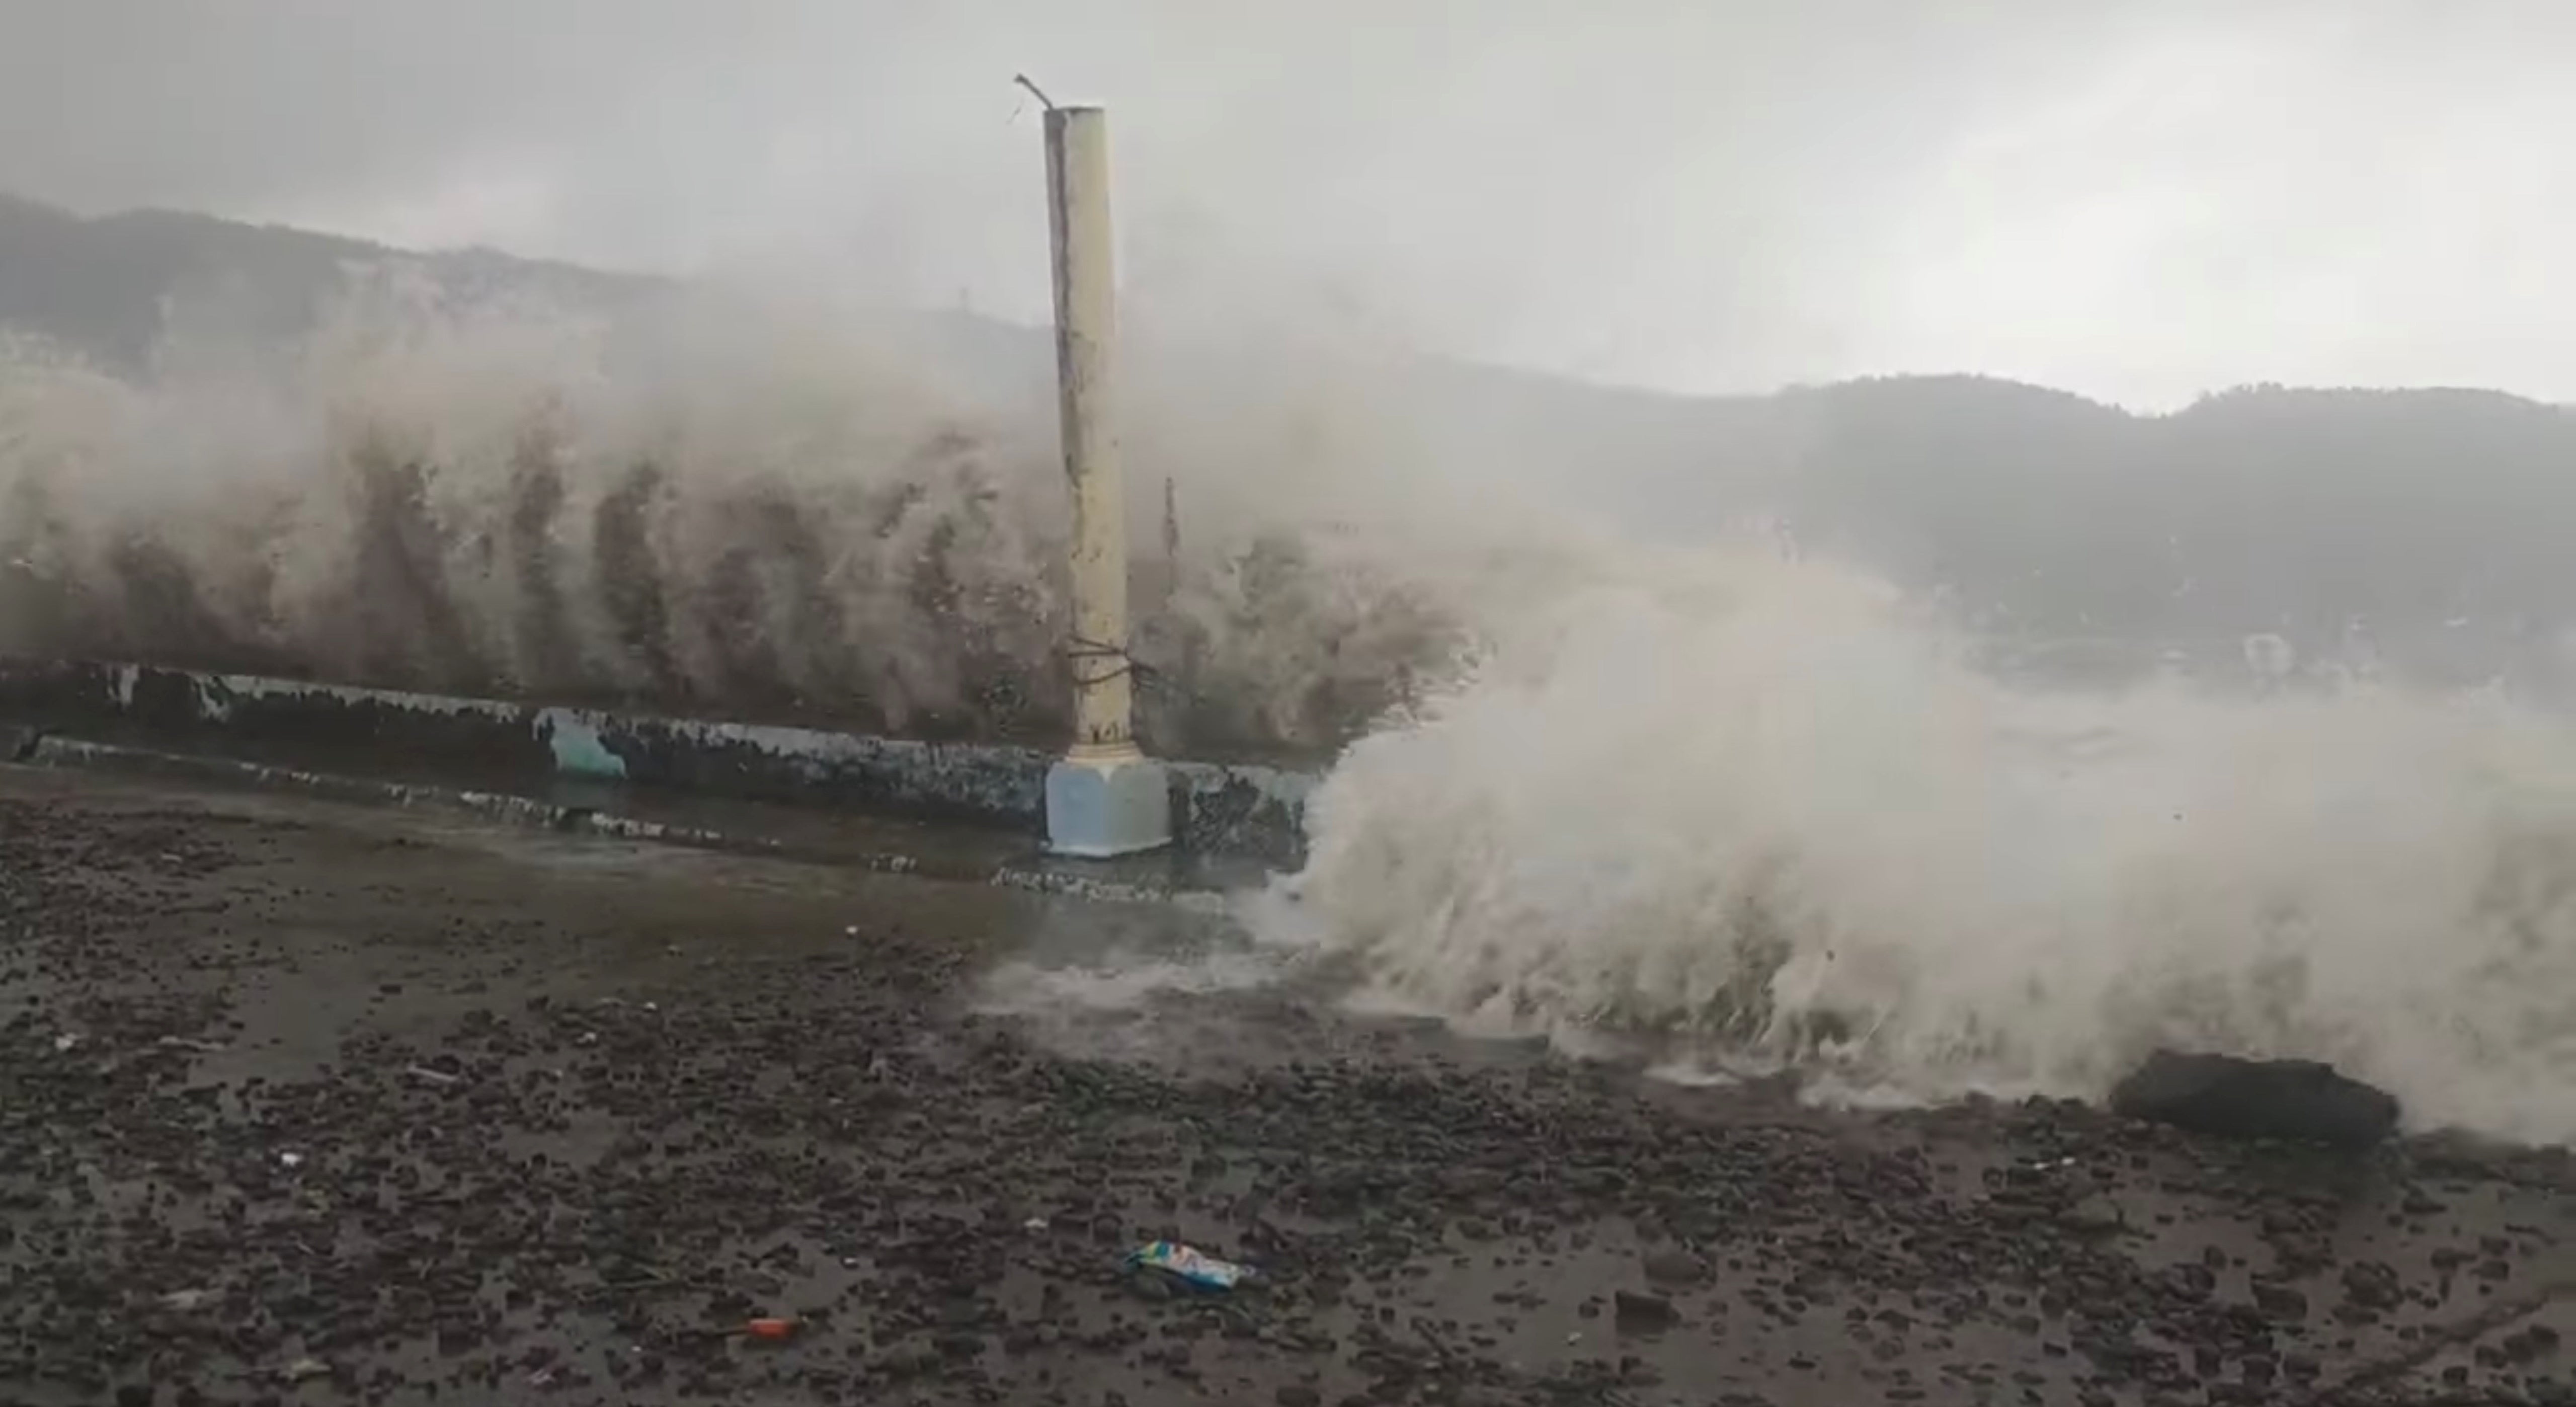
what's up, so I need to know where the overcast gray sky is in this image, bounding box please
[4,1,2570,408]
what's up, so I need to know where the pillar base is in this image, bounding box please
[1045,751,1173,858]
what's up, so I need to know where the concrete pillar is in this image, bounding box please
[1040,103,1171,857]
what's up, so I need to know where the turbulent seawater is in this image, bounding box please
[14,268,2576,1146]
[1257,549,2576,1145]
[0,271,1469,760]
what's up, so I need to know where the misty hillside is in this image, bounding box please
[0,193,654,369]
[4,195,2572,698]
[1770,376,2576,685]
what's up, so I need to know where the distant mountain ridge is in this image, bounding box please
[0,192,655,369]
[4,192,2571,694]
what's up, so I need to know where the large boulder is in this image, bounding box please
[2109,1049,2400,1150]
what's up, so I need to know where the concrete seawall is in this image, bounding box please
[0,658,1316,863]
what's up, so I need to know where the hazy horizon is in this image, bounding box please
[10,186,2572,418]
[10,1,2576,411]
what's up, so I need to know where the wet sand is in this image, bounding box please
[4,767,2573,1406]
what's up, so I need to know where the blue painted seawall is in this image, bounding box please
[0,659,1315,863]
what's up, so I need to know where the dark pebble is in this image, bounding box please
[1643,1249,1709,1286]
[1614,1290,1677,1330]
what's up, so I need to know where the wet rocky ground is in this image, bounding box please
[5,767,2576,1407]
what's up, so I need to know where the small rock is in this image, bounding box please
[2341,1261,2403,1310]
[1275,1388,1321,1407]
[1643,1249,1709,1286]
[2252,1284,2309,1320]
[1125,1269,1174,1303]
[2109,1050,2399,1149]
[1613,1290,1677,1331]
